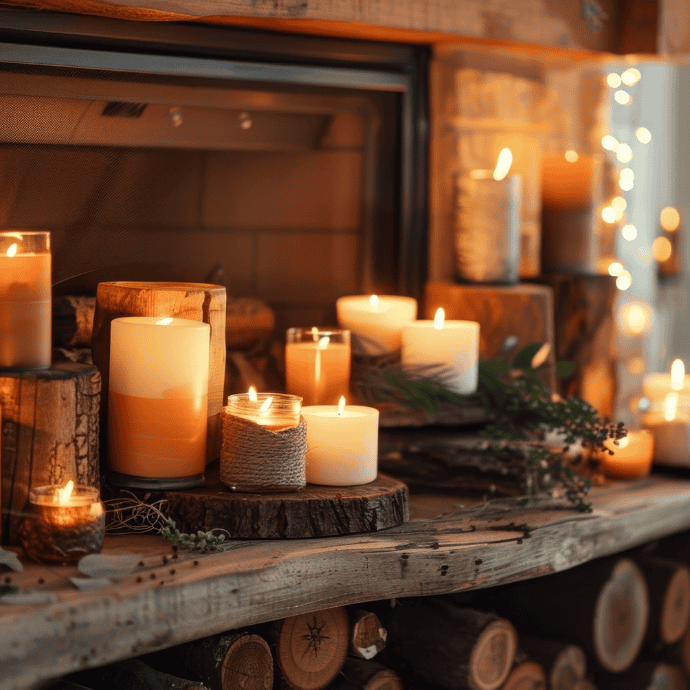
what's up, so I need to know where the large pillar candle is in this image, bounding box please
[285,328,351,406]
[336,295,417,355]
[302,398,379,486]
[401,309,480,394]
[0,231,51,370]
[108,316,210,489]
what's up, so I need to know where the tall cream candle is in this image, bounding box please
[0,231,51,370]
[302,398,379,486]
[108,316,210,488]
[285,328,351,406]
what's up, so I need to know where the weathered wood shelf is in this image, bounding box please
[4,475,690,690]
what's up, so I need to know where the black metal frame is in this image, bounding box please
[0,11,429,300]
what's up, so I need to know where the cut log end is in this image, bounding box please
[551,645,587,690]
[468,617,518,690]
[332,659,402,690]
[593,558,649,672]
[350,610,387,660]
[501,661,546,690]
[276,606,349,690]
[221,633,273,690]
[661,564,690,645]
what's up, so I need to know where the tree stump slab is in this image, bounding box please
[107,465,408,539]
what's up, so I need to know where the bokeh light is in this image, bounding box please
[617,144,633,163]
[660,206,681,231]
[607,73,622,88]
[622,224,637,241]
[622,68,641,86]
[602,206,617,223]
[636,127,651,144]
[653,236,673,262]
[614,90,631,105]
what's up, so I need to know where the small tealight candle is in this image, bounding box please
[302,396,379,486]
[336,295,417,355]
[227,388,302,431]
[18,480,105,564]
[285,328,351,406]
[401,308,480,394]
[643,359,690,406]
[598,430,654,478]
[0,231,51,370]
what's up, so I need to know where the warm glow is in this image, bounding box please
[433,308,445,330]
[156,317,173,326]
[565,150,579,163]
[531,343,551,370]
[606,73,622,88]
[611,197,627,212]
[652,236,673,262]
[608,261,624,277]
[620,168,634,180]
[618,437,630,449]
[660,206,681,231]
[622,68,641,86]
[620,177,634,191]
[617,144,633,163]
[602,135,618,151]
[620,301,653,335]
[636,127,652,144]
[622,224,637,241]
[628,357,645,374]
[338,396,346,416]
[248,386,257,401]
[6,243,17,258]
[602,206,617,223]
[369,294,379,309]
[259,397,273,414]
[664,392,679,422]
[493,148,513,181]
[311,326,319,341]
[56,480,75,506]
[317,336,330,349]
[616,271,632,290]
[614,90,631,105]
[671,359,685,390]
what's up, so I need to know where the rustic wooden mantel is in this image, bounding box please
[3,475,690,690]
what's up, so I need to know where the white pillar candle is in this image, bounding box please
[0,231,51,370]
[302,398,379,486]
[285,328,351,406]
[108,316,210,483]
[401,309,480,394]
[336,295,417,355]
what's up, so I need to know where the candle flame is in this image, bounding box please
[156,317,173,326]
[259,397,273,414]
[338,396,346,416]
[311,326,319,342]
[433,308,445,330]
[56,480,75,505]
[493,148,512,181]
[369,294,380,309]
[664,392,679,421]
[672,359,685,391]
[314,336,330,385]
[248,386,257,401]
[6,243,17,258]
[317,336,330,350]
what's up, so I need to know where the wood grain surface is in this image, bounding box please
[3,476,690,689]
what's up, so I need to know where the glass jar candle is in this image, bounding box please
[18,482,105,564]
[226,392,302,431]
[285,328,351,406]
[0,231,51,370]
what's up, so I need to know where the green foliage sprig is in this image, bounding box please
[354,340,626,512]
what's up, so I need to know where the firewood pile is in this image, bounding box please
[46,531,690,690]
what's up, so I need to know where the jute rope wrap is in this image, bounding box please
[220,410,307,492]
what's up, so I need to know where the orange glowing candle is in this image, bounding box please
[598,430,654,478]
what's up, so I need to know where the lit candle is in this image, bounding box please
[0,231,51,370]
[226,388,302,431]
[285,328,351,406]
[597,430,654,478]
[302,397,379,486]
[401,308,480,394]
[643,359,690,405]
[540,152,605,273]
[643,390,690,467]
[336,295,417,355]
[455,149,522,283]
[108,316,210,489]
[17,480,105,564]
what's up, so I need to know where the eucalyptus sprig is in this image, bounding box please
[159,517,228,551]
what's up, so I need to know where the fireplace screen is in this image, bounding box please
[0,25,426,332]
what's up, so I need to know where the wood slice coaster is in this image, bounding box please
[108,464,409,539]
[501,661,546,690]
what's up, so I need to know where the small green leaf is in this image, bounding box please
[556,361,576,378]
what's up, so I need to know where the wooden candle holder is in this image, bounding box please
[92,281,226,464]
[0,362,101,545]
